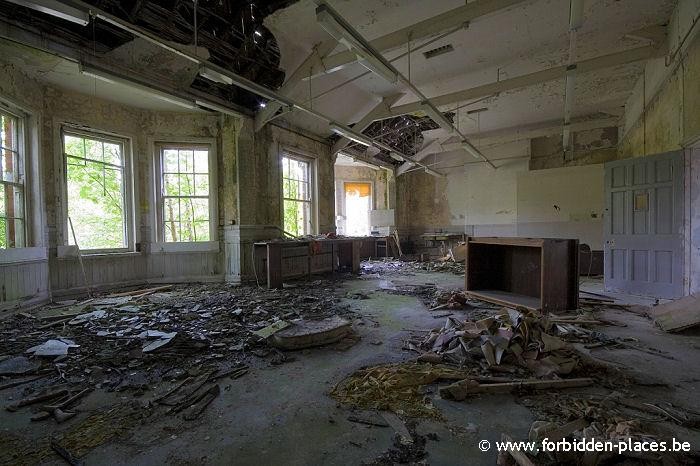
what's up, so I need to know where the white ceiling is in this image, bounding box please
[264,0,675,138]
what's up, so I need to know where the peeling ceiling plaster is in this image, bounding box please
[267,0,674,140]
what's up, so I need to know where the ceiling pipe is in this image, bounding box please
[315,1,496,170]
[63,0,443,177]
[562,0,585,158]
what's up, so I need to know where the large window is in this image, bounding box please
[158,145,213,242]
[1,108,25,248]
[63,129,129,251]
[282,154,314,237]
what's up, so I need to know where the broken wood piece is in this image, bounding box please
[108,284,173,298]
[652,295,700,332]
[42,387,93,411]
[347,414,390,427]
[529,418,588,442]
[6,389,69,412]
[380,411,412,443]
[50,437,84,466]
[182,384,220,420]
[440,378,594,401]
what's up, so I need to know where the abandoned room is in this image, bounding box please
[1,0,700,464]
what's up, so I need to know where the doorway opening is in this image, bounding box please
[344,182,371,236]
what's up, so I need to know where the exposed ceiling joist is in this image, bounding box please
[331,93,403,154]
[378,44,658,119]
[306,0,529,78]
[396,114,620,175]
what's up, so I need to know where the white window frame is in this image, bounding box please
[60,125,135,254]
[153,139,218,252]
[281,150,317,236]
[0,105,27,249]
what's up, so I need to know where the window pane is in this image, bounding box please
[163,174,180,196]
[65,132,126,250]
[178,173,195,196]
[104,142,122,166]
[63,135,85,158]
[84,138,102,162]
[160,146,211,242]
[194,150,208,173]
[194,174,209,196]
[179,150,194,173]
[164,149,179,172]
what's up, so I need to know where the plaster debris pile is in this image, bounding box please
[0,281,357,424]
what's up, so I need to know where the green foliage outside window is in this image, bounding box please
[64,132,126,250]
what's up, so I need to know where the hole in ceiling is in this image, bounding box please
[423,44,454,59]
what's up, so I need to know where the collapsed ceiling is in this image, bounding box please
[0,0,299,109]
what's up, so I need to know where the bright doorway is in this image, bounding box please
[344,182,371,236]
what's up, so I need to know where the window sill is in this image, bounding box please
[0,247,47,265]
[57,245,139,259]
[152,241,220,254]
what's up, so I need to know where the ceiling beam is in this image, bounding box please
[307,0,529,78]
[396,115,621,175]
[254,39,337,131]
[377,44,658,119]
[331,93,404,154]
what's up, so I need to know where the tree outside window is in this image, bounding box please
[63,130,127,250]
[160,146,211,242]
[282,155,312,237]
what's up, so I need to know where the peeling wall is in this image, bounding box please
[396,140,605,250]
[0,59,335,307]
[620,0,700,156]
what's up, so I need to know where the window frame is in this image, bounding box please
[59,125,135,254]
[153,139,218,250]
[0,105,27,249]
[281,150,317,236]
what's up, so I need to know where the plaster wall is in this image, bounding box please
[396,140,605,250]
[0,59,335,308]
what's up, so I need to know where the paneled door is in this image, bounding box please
[604,152,684,298]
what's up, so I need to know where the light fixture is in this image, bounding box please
[388,152,404,162]
[316,3,397,83]
[421,102,453,133]
[198,66,234,85]
[461,141,484,160]
[80,65,197,109]
[195,100,243,117]
[329,123,373,147]
[5,0,89,25]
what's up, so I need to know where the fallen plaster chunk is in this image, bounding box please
[653,295,700,332]
[26,338,80,357]
[269,316,352,350]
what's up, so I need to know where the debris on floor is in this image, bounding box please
[269,316,353,350]
[330,362,471,418]
[652,295,700,332]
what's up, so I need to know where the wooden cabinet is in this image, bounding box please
[465,237,579,312]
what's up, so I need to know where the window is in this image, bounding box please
[282,154,314,236]
[1,108,25,248]
[158,145,213,242]
[63,129,129,251]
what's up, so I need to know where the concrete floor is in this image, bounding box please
[3,270,700,465]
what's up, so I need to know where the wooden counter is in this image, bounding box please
[465,237,579,312]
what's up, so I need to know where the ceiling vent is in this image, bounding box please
[423,44,454,59]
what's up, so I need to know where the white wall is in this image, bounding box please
[429,139,605,249]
